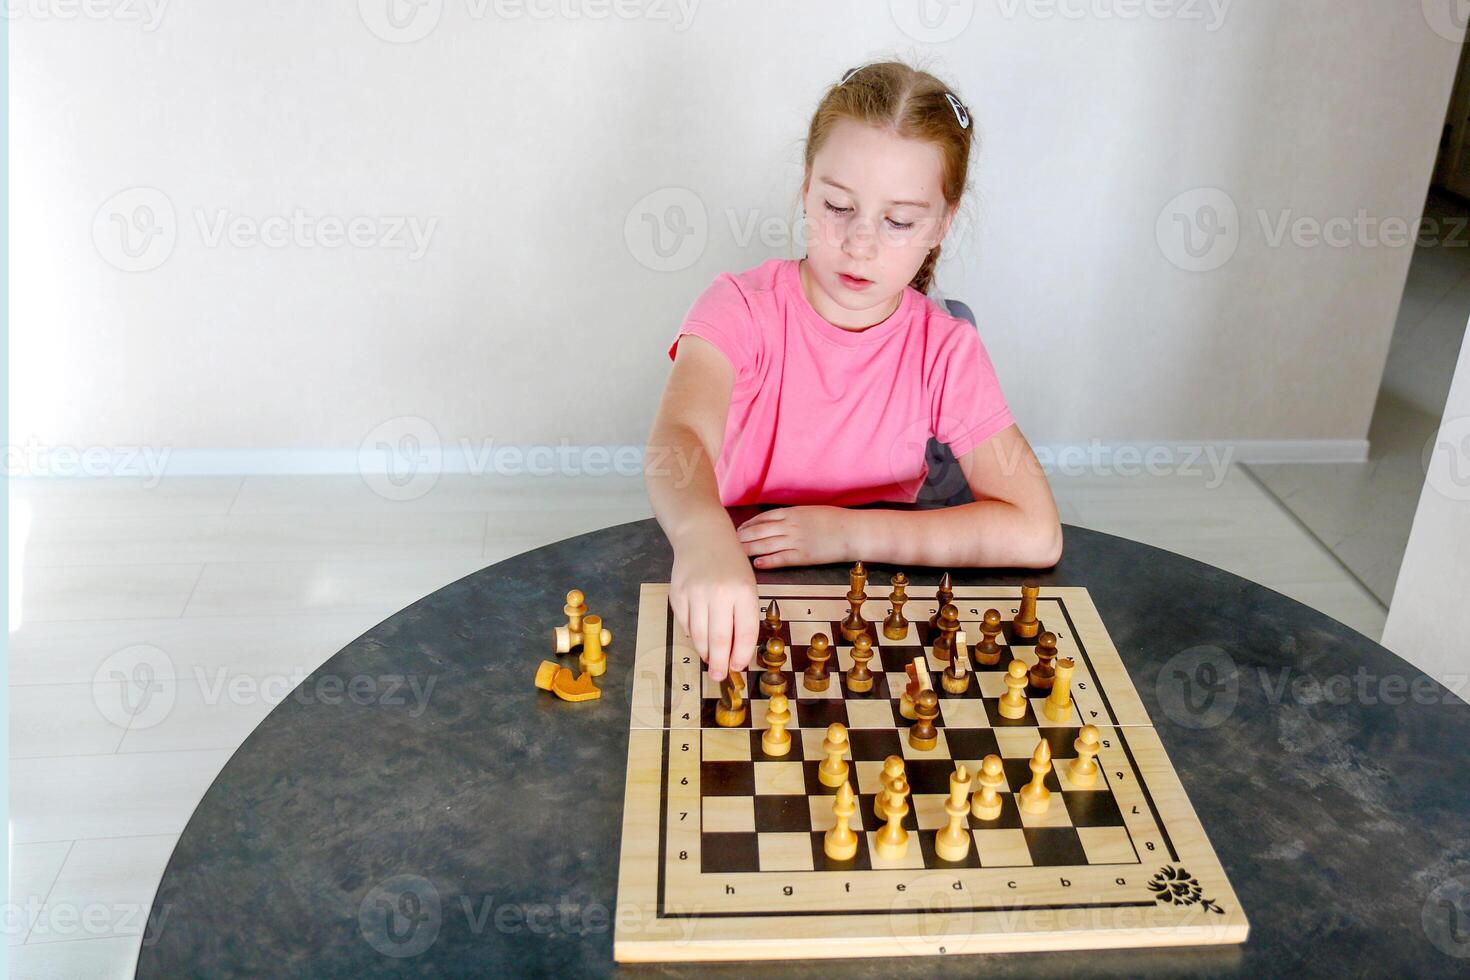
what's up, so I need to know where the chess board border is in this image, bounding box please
[614,583,1249,962]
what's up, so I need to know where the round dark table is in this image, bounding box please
[135,517,1470,978]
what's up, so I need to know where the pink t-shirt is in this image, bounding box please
[667,258,1015,507]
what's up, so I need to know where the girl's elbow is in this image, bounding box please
[1030,521,1063,568]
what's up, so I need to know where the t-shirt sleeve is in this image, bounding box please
[667,272,760,390]
[930,324,1016,459]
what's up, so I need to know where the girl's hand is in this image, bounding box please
[736,505,853,569]
[669,532,760,682]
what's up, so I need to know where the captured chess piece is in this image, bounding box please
[824,781,860,861]
[971,754,1005,820]
[578,615,611,677]
[758,636,788,697]
[942,641,972,694]
[803,633,832,692]
[883,572,910,639]
[933,603,961,663]
[1013,580,1041,639]
[934,764,974,862]
[841,561,869,642]
[1069,724,1101,786]
[1029,631,1059,689]
[975,609,1003,666]
[875,774,911,859]
[533,659,601,702]
[1017,738,1053,814]
[928,572,954,630]
[819,723,850,787]
[909,690,939,751]
[1044,657,1075,722]
[715,671,747,727]
[999,659,1030,719]
[551,589,588,653]
[762,693,792,757]
[873,755,905,820]
[845,633,875,693]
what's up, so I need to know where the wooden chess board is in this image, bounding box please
[613,581,1249,962]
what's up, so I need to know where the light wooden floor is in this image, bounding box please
[6,469,1383,976]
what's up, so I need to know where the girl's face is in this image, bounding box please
[800,117,954,327]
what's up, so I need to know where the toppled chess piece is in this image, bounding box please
[534,660,600,702]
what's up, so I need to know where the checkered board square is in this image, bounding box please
[616,581,1249,962]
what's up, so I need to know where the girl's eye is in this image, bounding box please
[824,201,914,230]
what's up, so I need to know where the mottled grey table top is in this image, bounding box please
[136,519,1470,978]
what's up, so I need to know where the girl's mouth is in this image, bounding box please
[838,272,873,291]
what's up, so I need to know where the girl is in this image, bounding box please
[646,61,1061,681]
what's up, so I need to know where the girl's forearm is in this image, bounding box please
[645,423,731,551]
[848,501,1061,569]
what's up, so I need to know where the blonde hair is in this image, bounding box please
[802,60,975,296]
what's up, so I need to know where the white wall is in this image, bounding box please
[1382,318,1470,704]
[9,1,1466,469]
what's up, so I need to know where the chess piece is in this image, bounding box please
[883,572,910,640]
[899,660,921,720]
[933,603,961,663]
[875,774,911,859]
[934,764,974,861]
[533,660,600,702]
[909,690,939,751]
[841,561,869,642]
[1017,738,1053,814]
[758,636,788,697]
[1029,631,1058,689]
[1013,580,1041,639]
[975,609,1003,666]
[762,693,792,757]
[999,659,1030,719]
[1043,657,1075,722]
[971,754,1005,820]
[552,589,588,653]
[1069,724,1101,786]
[578,615,611,676]
[929,572,954,630]
[715,671,746,727]
[873,755,905,820]
[803,632,832,692]
[823,780,859,861]
[819,723,850,787]
[942,642,971,694]
[760,599,783,643]
[845,633,875,693]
